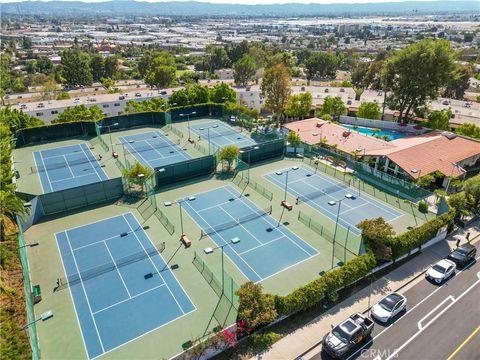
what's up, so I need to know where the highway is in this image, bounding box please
[309,252,480,360]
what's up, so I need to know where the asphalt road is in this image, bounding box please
[310,250,480,360]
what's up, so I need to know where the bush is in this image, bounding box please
[390,211,454,258]
[249,332,281,351]
[56,91,70,100]
[275,252,376,315]
[418,200,428,213]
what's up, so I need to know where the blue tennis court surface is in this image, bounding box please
[181,186,318,282]
[119,130,191,169]
[33,144,108,194]
[190,121,256,149]
[265,165,403,235]
[56,213,195,360]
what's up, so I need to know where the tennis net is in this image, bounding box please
[200,205,272,238]
[199,126,242,140]
[30,156,101,173]
[59,241,165,287]
[298,182,349,204]
[124,138,181,155]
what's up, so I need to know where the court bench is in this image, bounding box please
[180,234,191,247]
[281,200,293,211]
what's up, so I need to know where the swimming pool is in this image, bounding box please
[341,124,408,141]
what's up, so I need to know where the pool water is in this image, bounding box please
[341,124,407,141]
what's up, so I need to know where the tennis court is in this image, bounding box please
[190,121,256,149]
[56,212,195,360]
[181,185,318,282]
[265,165,404,235]
[33,143,108,194]
[119,130,191,169]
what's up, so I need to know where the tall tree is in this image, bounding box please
[204,45,230,73]
[357,101,381,120]
[285,93,312,120]
[209,82,236,103]
[53,105,104,123]
[443,63,473,100]
[61,49,92,87]
[261,63,291,121]
[144,52,176,89]
[233,54,257,86]
[426,109,451,130]
[104,57,119,79]
[386,39,455,122]
[90,54,105,82]
[0,107,43,133]
[305,52,339,84]
[320,96,347,117]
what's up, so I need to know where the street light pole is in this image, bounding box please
[99,122,119,149]
[204,237,240,294]
[180,111,197,141]
[240,146,259,182]
[332,198,344,268]
[199,124,219,155]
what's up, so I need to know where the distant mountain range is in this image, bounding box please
[1,1,478,17]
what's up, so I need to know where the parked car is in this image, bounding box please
[340,88,345,92]
[371,292,407,323]
[325,88,329,93]
[160,90,167,95]
[322,313,374,359]
[447,244,476,268]
[135,92,141,97]
[37,103,44,108]
[425,259,456,284]
[442,100,450,105]
[118,95,125,100]
[346,100,352,105]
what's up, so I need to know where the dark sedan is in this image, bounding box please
[447,243,477,268]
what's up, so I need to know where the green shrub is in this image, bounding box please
[275,252,376,315]
[249,331,281,351]
[56,91,70,100]
[390,211,454,258]
[418,200,428,213]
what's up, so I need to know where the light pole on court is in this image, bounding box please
[204,237,241,294]
[113,140,135,166]
[332,198,344,269]
[275,166,299,202]
[199,124,219,155]
[98,122,119,149]
[179,111,196,141]
[239,145,260,182]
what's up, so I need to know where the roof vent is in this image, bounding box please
[442,131,457,140]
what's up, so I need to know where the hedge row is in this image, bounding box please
[275,252,376,316]
[390,211,455,258]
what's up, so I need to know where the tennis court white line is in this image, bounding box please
[37,150,54,193]
[238,235,285,256]
[122,214,186,315]
[65,231,106,353]
[299,164,402,218]
[103,241,132,298]
[197,198,239,213]
[50,172,98,184]
[79,144,103,182]
[92,283,166,316]
[119,136,152,167]
[181,198,263,281]
[267,173,361,233]
[223,186,317,258]
[218,203,263,246]
[294,178,355,210]
[63,155,75,178]
[32,151,46,194]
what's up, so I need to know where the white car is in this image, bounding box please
[371,292,407,323]
[425,259,456,284]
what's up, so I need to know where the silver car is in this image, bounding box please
[371,292,407,323]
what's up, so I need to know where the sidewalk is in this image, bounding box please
[250,220,480,360]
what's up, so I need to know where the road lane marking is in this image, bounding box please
[446,324,480,360]
[345,257,480,360]
[384,277,480,360]
[417,295,454,330]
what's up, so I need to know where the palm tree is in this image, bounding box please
[0,190,28,238]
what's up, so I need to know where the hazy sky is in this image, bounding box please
[0,0,436,4]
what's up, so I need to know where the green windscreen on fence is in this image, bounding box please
[192,250,239,309]
[298,211,359,262]
[238,139,285,164]
[15,121,96,147]
[233,172,274,201]
[155,156,216,187]
[17,219,40,360]
[39,178,124,215]
[308,145,432,202]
